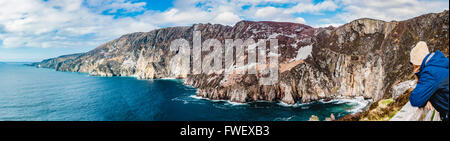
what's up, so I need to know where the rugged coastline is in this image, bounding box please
[32,10,449,110]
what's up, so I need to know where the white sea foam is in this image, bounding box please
[277,101,311,107]
[274,116,295,121]
[159,77,178,80]
[276,96,370,113]
[189,95,207,100]
[171,97,190,104]
[189,95,248,106]
[330,96,371,113]
[172,95,204,105]
[346,97,371,113]
[190,95,369,113]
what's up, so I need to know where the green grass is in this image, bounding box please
[431,110,436,120]
[380,99,394,106]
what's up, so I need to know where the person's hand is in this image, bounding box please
[413,66,421,73]
[413,65,421,83]
[424,101,434,111]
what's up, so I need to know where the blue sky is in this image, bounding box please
[0,0,448,62]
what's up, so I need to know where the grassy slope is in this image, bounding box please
[337,88,413,121]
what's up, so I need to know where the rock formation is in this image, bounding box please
[309,115,319,121]
[33,10,449,106]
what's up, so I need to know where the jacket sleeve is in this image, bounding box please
[409,70,438,107]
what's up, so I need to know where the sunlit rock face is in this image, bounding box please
[34,11,449,105]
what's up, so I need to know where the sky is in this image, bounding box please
[0,0,448,62]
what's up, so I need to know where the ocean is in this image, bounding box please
[0,62,367,121]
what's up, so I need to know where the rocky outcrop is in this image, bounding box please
[392,80,416,99]
[35,53,84,69]
[33,11,449,105]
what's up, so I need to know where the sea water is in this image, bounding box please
[0,62,367,121]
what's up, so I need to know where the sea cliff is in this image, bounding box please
[33,10,449,106]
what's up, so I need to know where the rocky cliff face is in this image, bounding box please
[33,11,449,105]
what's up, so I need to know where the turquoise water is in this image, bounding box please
[0,62,364,121]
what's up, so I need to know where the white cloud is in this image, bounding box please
[0,0,317,50]
[2,37,25,49]
[213,12,242,25]
[308,0,448,28]
[137,8,211,26]
[255,7,280,18]
[245,6,308,24]
[136,0,311,26]
[294,17,307,24]
[85,0,147,13]
[312,23,342,28]
[284,0,338,14]
[1,0,447,51]
[0,0,156,49]
[336,0,449,22]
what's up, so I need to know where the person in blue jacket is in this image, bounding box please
[409,41,449,121]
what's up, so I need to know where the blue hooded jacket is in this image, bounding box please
[410,50,449,114]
